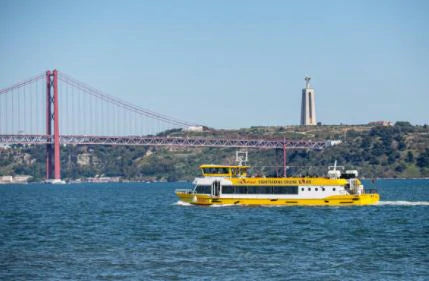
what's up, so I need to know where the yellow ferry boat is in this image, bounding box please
[175,161,379,206]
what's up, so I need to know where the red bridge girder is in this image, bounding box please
[0,134,331,150]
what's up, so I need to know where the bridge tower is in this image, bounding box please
[45,70,61,181]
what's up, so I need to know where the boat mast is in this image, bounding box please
[236,149,248,166]
[283,138,287,177]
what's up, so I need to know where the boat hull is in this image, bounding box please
[176,192,379,206]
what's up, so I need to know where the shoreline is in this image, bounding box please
[2,178,429,185]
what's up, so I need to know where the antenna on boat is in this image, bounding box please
[328,160,343,179]
[236,150,248,166]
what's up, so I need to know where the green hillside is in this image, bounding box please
[1,122,428,181]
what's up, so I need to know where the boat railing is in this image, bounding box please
[363,189,378,194]
[175,189,194,194]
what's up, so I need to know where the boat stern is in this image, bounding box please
[358,193,380,205]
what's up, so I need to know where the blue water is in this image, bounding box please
[1,180,428,281]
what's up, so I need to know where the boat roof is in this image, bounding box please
[200,164,250,169]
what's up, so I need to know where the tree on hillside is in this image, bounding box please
[395,121,413,128]
[416,149,429,168]
[406,151,414,163]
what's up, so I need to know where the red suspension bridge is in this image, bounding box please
[0,69,330,181]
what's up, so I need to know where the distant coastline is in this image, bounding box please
[1,122,429,182]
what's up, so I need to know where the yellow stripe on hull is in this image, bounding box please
[175,192,379,206]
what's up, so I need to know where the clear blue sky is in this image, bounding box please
[1,0,428,129]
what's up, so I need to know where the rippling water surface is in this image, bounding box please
[1,179,428,280]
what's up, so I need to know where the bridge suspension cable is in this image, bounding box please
[58,72,197,128]
[0,73,44,96]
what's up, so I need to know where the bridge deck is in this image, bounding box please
[0,135,330,150]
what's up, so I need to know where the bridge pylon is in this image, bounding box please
[45,70,61,181]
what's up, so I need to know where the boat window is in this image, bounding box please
[247,186,259,194]
[221,185,299,195]
[231,168,240,177]
[195,185,211,194]
[248,186,273,194]
[322,187,325,191]
[273,186,298,194]
[301,188,304,191]
[203,167,230,174]
[308,188,311,191]
[220,168,230,174]
[235,186,248,194]
[333,188,336,191]
[315,188,318,191]
[222,185,234,194]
